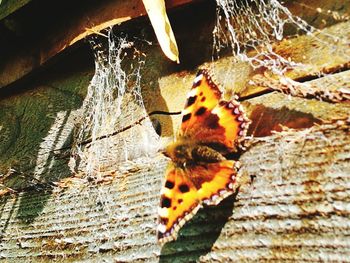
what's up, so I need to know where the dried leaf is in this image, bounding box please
[142,0,179,63]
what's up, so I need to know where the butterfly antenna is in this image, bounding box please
[77,110,181,147]
[149,110,182,116]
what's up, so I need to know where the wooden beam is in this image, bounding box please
[0,0,197,89]
[0,0,32,21]
[239,21,350,100]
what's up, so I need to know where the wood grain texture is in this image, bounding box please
[0,118,349,262]
[0,1,350,261]
[1,67,350,262]
[239,20,350,99]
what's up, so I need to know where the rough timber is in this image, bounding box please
[0,0,349,261]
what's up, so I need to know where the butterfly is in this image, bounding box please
[157,69,250,244]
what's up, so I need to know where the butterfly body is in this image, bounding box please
[164,140,226,168]
[157,69,250,244]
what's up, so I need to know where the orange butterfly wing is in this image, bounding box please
[180,69,221,135]
[157,160,240,243]
[179,69,249,151]
[157,69,250,244]
[190,160,240,205]
[157,163,201,243]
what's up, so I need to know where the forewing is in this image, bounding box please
[179,70,250,151]
[179,69,221,136]
[181,99,250,151]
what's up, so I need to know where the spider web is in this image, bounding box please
[70,29,159,178]
[213,0,345,75]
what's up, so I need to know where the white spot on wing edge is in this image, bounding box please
[219,189,227,196]
[203,199,210,205]
[234,107,241,115]
[211,194,219,201]
[158,207,169,217]
[193,74,203,85]
[157,224,167,234]
[187,88,197,98]
[160,187,170,195]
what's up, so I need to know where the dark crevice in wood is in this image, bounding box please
[239,88,274,102]
[294,62,350,83]
[78,110,182,147]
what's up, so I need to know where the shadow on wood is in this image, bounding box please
[159,192,238,262]
[247,104,321,137]
[16,189,52,224]
[0,195,19,241]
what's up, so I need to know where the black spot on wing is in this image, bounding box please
[182,113,191,122]
[178,199,183,204]
[160,217,169,225]
[192,79,202,88]
[165,180,175,189]
[206,114,220,129]
[195,107,207,116]
[185,95,197,108]
[161,197,172,208]
[219,101,226,107]
[179,184,190,193]
[201,96,206,102]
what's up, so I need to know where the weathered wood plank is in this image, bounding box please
[0,118,349,262]
[0,1,349,261]
[239,20,350,99]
